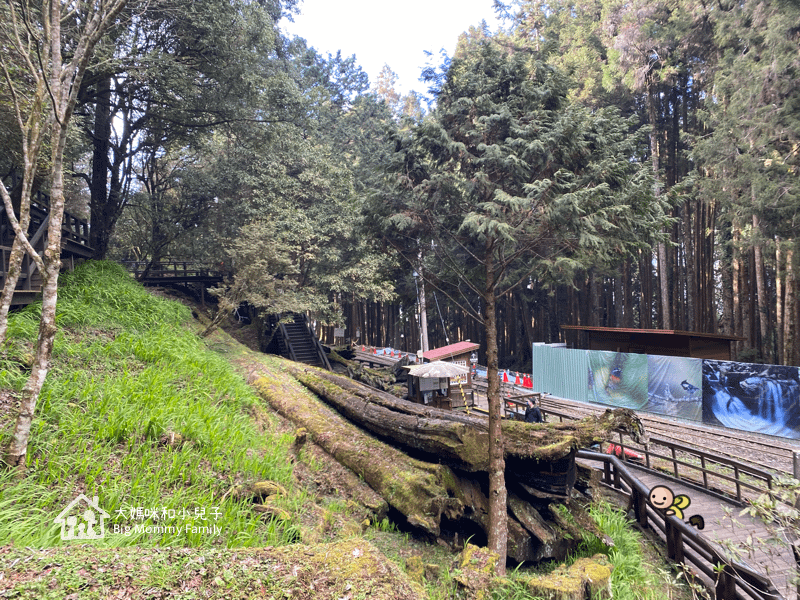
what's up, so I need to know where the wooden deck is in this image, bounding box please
[122,261,225,286]
[0,187,93,306]
[629,467,795,599]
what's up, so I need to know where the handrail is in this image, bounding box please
[121,260,224,279]
[302,314,331,371]
[2,174,91,249]
[527,398,778,503]
[278,320,299,364]
[578,449,785,600]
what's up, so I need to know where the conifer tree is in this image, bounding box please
[380,40,666,570]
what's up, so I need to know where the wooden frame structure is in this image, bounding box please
[560,325,743,360]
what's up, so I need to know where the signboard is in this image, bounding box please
[420,377,448,392]
[451,361,468,385]
[334,327,345,338]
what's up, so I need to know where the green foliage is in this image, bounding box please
[385,40,665,307]
[0,261,297,548]
[56,261,191,330]
[576,501,681,600]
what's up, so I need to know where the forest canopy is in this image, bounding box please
[1,0,798,368]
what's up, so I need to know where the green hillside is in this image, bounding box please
[0,262,687,599]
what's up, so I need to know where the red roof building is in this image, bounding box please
[422,341,480,362]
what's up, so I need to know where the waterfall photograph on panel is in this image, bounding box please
[702,360,800,440]
[588,351,648,409]
[646,356,703,422]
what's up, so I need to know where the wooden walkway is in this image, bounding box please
[630,467,795,600]
[576,449,796,600]
[122,261,224,286]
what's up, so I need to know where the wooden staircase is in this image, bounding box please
[1,177,93,306]
[275,314,331,370]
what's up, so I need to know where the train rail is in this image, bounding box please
[471,378,796,481]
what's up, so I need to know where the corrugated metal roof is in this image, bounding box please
[423,341,480,361]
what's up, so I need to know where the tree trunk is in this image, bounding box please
[784,247,796,366]
[418,270,429,352]
[484,253,507,575]
[733,226,743,357]
[0,140,46,345]
[776,239,784,364]
[285,363,644,472]
[252,370,466,536]
[2,0,130,469]
[89,73,112,259]
[752,213,771,362]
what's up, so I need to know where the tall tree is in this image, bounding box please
[696,0,800,361]
[378,41,665,570]
[1,0,131,469]
[80,0,301,259]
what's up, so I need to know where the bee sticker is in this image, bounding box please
[648,485,704,529]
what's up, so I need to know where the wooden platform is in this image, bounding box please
[122,261,224,286]
[621,464,795,599]
[0,189,93,306]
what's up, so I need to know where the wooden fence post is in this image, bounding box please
[631,488,648,527]
[665,519,684,564]
[715,564,736,600]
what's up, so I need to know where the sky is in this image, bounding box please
[281,0,502,97]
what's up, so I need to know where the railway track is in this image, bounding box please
[540,394,796,476]
[471,378,797,478]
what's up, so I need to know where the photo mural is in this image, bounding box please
[646,356,703,422]
[702,360,800,440]
[533,346,800,440]
[587,351,648,409]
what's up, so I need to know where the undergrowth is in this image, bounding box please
[0,261,690,600]
[576,500,683,600]
[0,261,297,548]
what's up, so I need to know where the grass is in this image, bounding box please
[0,261,297,549]
[0,261,691,599]
[574,500,685,600]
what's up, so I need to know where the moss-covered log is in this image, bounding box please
[284,363,646,472]
[249,364,463,536]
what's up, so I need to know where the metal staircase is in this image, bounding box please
[275,313,331,370]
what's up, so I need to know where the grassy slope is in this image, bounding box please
[0,262,690,600]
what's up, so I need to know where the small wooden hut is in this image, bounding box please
[406,341,480,409]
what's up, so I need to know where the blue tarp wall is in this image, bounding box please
[531,345,800,440]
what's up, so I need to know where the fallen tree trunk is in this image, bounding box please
[248,357,610,563]
[284,363,646,473]
[249,365,463,536]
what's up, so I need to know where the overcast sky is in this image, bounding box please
[281,0,502,97]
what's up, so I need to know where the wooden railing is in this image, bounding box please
[2,175,91,251]
[579,450,785,600]
[529,400,778,503]
[122,261,225,282]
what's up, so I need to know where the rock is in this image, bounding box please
[520,554,614,600]
[158,431,186,449]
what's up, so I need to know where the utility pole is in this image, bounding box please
[419,274,429,352]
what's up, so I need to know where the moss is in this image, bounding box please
[405,555,425,583]
[520,554,614,600]
[453,544,501,600]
